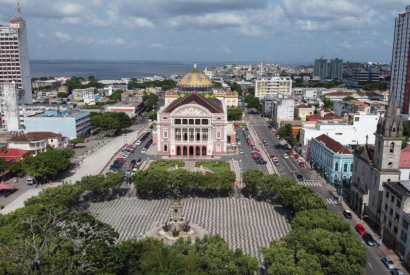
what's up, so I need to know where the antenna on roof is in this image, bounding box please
[15,0,21,20]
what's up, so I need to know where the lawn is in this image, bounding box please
[148,161,185,171]
[195,161,231,173]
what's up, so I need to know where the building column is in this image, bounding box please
[200,129,203,143]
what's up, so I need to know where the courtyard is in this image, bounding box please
[88,197,291,261]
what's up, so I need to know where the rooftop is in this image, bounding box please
[295,104,311,109]
[0,148,31,162]
[400,146,410,168]
[315,134,352,154]
[163,93,224,114]
[9,132,62,142]
[384,181,410,198]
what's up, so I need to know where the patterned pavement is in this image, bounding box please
[298,180,323,187]
[88,198,291,261]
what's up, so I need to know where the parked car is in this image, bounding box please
[283,154,289,159]
[343,209,352,219]
[299,162,305,167]
[128,163,134,168]
[270,154,275,158]
[363,233,376,247]
[131,159,137,165]
[294,154,299,159]
[273,160,280,166]
[263,141,268,146]
[136,140,142,146]
[125,170,132,176]
[26,176,36,185]
[256,158,267,165]
[116,157,127,162]
[272,157,278,162]
[252,148,260,152]
[136,158,143,166]
[392,268,405,275]
[355,224,366,235]
[252,154,262,159]
[297,174,304,181]
[287,150,292,155]
[141,148,146,153]
[381,256,396,270]
[132,167,138,172]
[239,150,244,155]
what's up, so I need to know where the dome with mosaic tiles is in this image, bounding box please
[177,64,213,93]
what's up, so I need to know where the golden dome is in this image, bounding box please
[178,70,212,87]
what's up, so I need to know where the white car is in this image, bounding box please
[237,141,241,145]
[297,158,304,163]
[272,157,278,162]
[141,148,146,153]
[136,140,142,146]
[283,154,289,159]
[132,167,138,172]
[239,150,244,155]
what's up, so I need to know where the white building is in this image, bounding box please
[0,11,32,104]
[300,114,379,146]
[255,76,292,99]
[0,83,20,132]
[271,98,294,129]
[391,5,410,114]
[8,131,65,155]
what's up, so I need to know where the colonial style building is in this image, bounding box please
[309,134,353,186]
[154,68,235,157]
[350,92,403,223]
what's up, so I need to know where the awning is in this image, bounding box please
[0,183,15,190]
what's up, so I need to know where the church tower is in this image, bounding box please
[373,89,403,172]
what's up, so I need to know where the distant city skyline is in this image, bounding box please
[0,0,404,62]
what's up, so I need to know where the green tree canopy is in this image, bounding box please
[322,97,333,109]
[56,92,67,98]
[68,138,84,148]
[342,96,356,101]
[227,107,243,121]
[277,124,297,147]
[144,93,159,111]
[90,112,132,132]
[244,94,261,108]
[230,82,243,95]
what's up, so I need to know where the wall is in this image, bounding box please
[25,117,77,139]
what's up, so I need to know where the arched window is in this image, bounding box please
[164,131,168,138]
[164,144,168,152]
[343,162,348,172]
[163,117,168,120]
[335,161,339,171]
[390,142,395,153]
[392,127,396,132]
[217,143,221,152]
[217,131,221,138]
[350,163,353,172]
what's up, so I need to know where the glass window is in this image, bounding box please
[335,162,339,171]
[343,162,348,172]
[202,119,208,125]
[175,119,181,125]
[397,200,401,208]
[386,191,390,198]
[183,119,188,124]
[390,143,395,153]
[189,119,194,125]
[391,196,395,203]
[402,219,409,230]
[350,163,353,172]
[195,119,200,124]
[164,131,167,138]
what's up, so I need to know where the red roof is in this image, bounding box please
[315,134,352,154]
[295,104,311,109]
[9,132,62,142]
[0,148,32,162]
[400,146,410,168]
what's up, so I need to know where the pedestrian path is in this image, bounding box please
[298,180,322,187]
[325,198,339,205]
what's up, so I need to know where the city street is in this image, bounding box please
[248,113,395,275]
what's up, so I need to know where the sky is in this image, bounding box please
[0,0,407,62]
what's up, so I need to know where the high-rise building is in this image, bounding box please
[0,3,32,104]
[254,76,292,99]
[0,82,21,132]
[314,57,328,79]
[391,5,410,114]
[330,58,343,80]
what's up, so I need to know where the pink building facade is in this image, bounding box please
[154,93,235,157]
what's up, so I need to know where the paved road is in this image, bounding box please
[248,113,393,275]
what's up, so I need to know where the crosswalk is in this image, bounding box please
[298,180,323,187]
[325,198,339,205]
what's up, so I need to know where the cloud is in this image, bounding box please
[150,43,166,49]
[132,17,155,28]
[55,31,71,42]
[74,36,126,46]
[38,32,46,38]
[219,45,233,53]
[168,12,247,30]
[340,41,352,50]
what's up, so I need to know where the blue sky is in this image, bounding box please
[0,0,407,62]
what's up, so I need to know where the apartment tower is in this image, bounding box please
[391,5,410,114]
[0,2,32,104]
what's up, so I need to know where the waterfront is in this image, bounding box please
[30,60,249,79]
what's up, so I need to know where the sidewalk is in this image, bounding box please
[0,124,146,215]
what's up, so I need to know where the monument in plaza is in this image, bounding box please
[145,189,206,243]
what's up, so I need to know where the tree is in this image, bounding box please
[88,75,96,81]
[277,124,296,147]
[247,87,255,96]
[342,96,356,101]
[90,112,132,132]
[109,89,124,102]
[403,121,410,137]
[230,82,243,95]
[403,137,409,149]
[147,111,157,120]
[244,94,261,108]
[322,97,333,109]
[79,175,106,201]
[68,138,84,148]
[227,107,243,121]
[56,92,67,98]
[144,93,159,111]
[243,169,263,197]
[296,129,301,143]
[22,149,73,181]
[213,82,223,88]
[105,172,126,197]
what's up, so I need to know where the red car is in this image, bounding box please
[252,148,260,152]
[287,150,292,155]
[248,142,254,146]
[299,162,305,167]
[270,154,275,158]
[355,224,366,235]
[128,163,134,168]
[294,154,299,159]
[252,154,262,159]
[116,157,127,162]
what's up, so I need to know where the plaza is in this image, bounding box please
[88,197,291,261]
